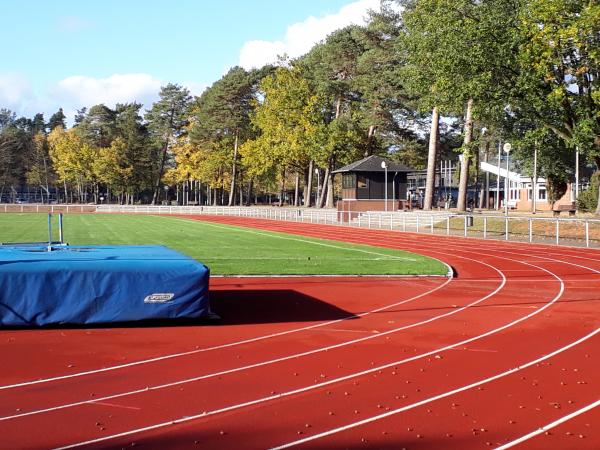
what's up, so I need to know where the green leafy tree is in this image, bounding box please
[26,132,55,202]
[513,0,600,212]
[190,67,261,206]
[76,104,117,148]
[146,84,192,204]
[241,67,327,206]
[400,0,521,211]
[114,103,152,203]
[47,108,66,131]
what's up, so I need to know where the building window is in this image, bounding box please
[342,173,356,189]
[538,188,546,200]
[357,175,367,188]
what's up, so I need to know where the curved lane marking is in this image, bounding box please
[270,328,600,449]
[496,398,600,449]
[0,277,453,391]
[0,255,505,421]
[48,254,567,450]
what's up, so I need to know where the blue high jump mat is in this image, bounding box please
[0,245,211,327]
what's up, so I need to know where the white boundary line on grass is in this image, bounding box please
[170,217,420,262]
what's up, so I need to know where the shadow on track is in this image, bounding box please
[210,289,357,325]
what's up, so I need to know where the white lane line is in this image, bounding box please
[51,277,573,450]
[91,401,141,411]
[449,348,498,353]
[270,328,600,450]
[489,305,538,309]
[0,277,453,391]
[0,262,503,422]
[49,257,565,450]
[316,328,376,334]
[496,398,600,449]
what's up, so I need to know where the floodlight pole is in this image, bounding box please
[381,161,388,211]
[503,143,512,216]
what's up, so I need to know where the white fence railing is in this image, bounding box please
[0,204,96,213]
[94,205,600,249]
[3,204,599,249]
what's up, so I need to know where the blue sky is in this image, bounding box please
[1,0,378,121]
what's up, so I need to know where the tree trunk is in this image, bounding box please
[294,173,300,206]
[326,173,334,208]
[304,160,314,207]
[364,124,378,157]
[228,131,239,206]
[151,139,169,205]
[318,165,331,209]
[246,179,253,206]
[423,107,440,210]
[457,99,474,212]
[279,169,286,207]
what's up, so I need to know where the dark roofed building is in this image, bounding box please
[333,155,413,220]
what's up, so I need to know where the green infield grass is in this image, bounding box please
[0,213,447,276]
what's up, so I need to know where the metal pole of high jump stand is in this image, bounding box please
[47,213,53,252]
[58,213,64,244]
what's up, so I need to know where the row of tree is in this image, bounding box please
[1,0,598,212]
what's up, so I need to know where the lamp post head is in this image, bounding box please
[381,161,387,169]
[503,143,512,154]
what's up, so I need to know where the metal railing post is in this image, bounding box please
[379,214,382,229]
[529,218,533,243]
[464,215,468,237]
[556,219,560,245]
[390,214,394,230]
[446,216,450,235]
[431,215,434,233]
[416,215,420,233]
[483,217,487,239]
[403,214,406,232]
[585,220,590,248]
[505,217,509,241]
[368,213,371,229]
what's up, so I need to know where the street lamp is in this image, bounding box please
[503,142,512,216]
[381,160,388,212]
[164,185,169,204]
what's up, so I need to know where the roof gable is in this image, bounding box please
[333,155,414,173]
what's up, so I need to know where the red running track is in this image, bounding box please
[0,215,598,450]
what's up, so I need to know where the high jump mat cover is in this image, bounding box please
[0,245,211,326]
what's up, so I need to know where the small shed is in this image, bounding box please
[333,155,413,220]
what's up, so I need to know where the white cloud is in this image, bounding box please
[0,72,204,123]
[238,0,380,69]
[0,74,31,109]
[53,74,163,109]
